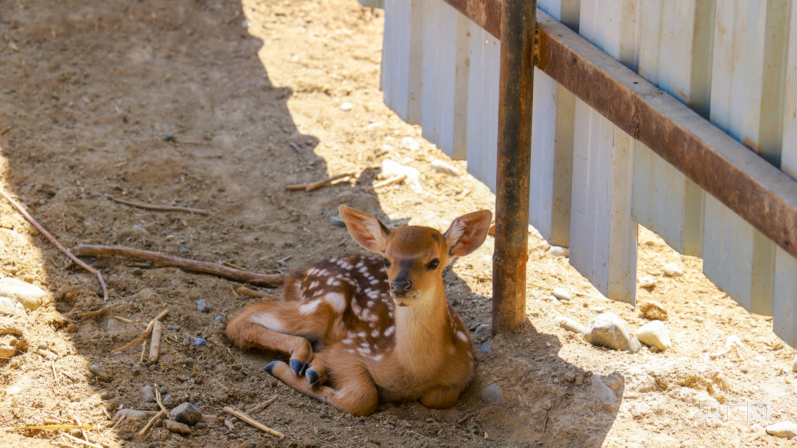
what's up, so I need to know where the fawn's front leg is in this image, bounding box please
[265,348,378,416]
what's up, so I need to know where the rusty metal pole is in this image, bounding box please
[492,0,537,333]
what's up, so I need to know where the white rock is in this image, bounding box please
[636,320,672,351]
[430,160,461,176]
[662,263,684,277]
[585,313,641,353]
[766,421,797,439]
[400,136,420,151]
[381,160,423,193]
[590,306,605,313]
[0,278,45,311]
[552,287,572,301]
[638,276,657,288]
[0,296,22,315]
[750,424,766,435]
[366,121,383,129]
[792,356,797,373]
[340,102,353,111]
[381,144,394,152]
[554,316,587,335]
[549,246,569,258]
[754,355,767,363]
[725,335,744,350]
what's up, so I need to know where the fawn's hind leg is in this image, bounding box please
[265,347,378,416]
[225,301,334,375]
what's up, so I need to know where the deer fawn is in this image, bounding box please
[225,205,492,416]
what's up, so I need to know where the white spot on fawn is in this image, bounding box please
[371,329,380,338]
[299,300,321,315]
[250,313,284,332]
[372,354,384,361]
[384,326,395,336]
[324,292,347,313]
[456,331,468,342]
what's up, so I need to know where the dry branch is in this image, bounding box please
[111,309,169,354]
[74,306,112,320]
[0,189,109,301]
[136,410,165,438]
[73,245,284,288]
[236,286,280,300]
[373,175,406,189]
[246,396,278,414]
[223,407,284,438]
[105,194,209,215]
[305,173,353,192]
[148,321,163,363]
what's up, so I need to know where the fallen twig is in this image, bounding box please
[373,174,406,189]
[222,261,248,271]
[105,194,209,215]
[73,245,284,288]
[74,306,112,320]
[114,316,132,323]
[111,309,169,354]
[148,321,163,363]
[137,409,165,438]
[223,406,284,438]
[305,173,353,192]
[5,425,93,431]
[236,286,280,300]
[246,396,278,414]
[0,188,108,301]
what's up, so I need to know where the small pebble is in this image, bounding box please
[638,301,668,321]
[480,385,504,404]
[179,246,190,252]
[584,313,641,353]
[548,246,569,258]
[163,395,173,404]
[554,316,587,335]
[552,287,572,301]
[164,134,176,143]
[215,316,223,322]
[636,320,671,351]
[400,136,420,151]
[430,160,461,176]
[89,365,111,382]
[474,324,490,337]
[750,424,766,435]
[195,299,211,313]
[766,421,797,439]
[143,385,155,403]
[754,355,767,363]
[590,306,605,313]
[184,357,195,366]
[638,276,656,288]
[165,420,192,435]
[131,366,141,376]
[0,277,45,311]
[192,337,207,347]
[662,262,684,277]
[480,341,491,354]
[340,102,353,111]
[792,356,797,372]
[171,402,204,426]
[159,386,168,395]
[330,216,347,227]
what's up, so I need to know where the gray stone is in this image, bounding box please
[89,365,111,382]
[165,420,192,435]
[115,409,149,421]
[143,385,155,403]
[554,316,587,335]
[591,375,617,403]
[480,341,490,354]
[330,216,347,227]
[430,160,461,176]
[548,246,569,258]
[163,395,173,404]
[0,277,45,311]
[159,386,168,395]
[766,421,797,439]
[585,313,641,353]
[195,299,211,313]
[474,324,490,337]
[552,288,572,301]
[171,402,203,426]
[192,337,207,347]
[480,385,503,404]
[636,320,672,351]
[0,296,22,315]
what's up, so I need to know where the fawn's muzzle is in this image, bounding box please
[390,279,413,296]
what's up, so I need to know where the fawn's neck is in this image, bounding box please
[393,284,450,377]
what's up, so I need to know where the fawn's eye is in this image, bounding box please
[426,259,440,270]
[383,259,391,268]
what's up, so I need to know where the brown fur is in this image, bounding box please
[225,206,492,416]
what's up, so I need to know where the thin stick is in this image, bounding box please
[73,245,284,288]
[285,184,308,191]
[74,306,112,319]
[373,175,406,189]
[236,286,280,300]
[0,189,108,301]
[111,310,169,354]
[114,316,132,323]
[139,340,147,363]
[103,412,126,436]
[305,173,353,192]
[51,360,58,382]
[6,425,92,431]
[246,396,278,414]
[222,261,248,271]
[136,409,165,437]
[105,194,209,215]
[61,435,103,448]
[223,407,284,438]
[149,321,163,362]
[72,412,88,444]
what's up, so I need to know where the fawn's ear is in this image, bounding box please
[339,205,391,254]
[444,210,493,257]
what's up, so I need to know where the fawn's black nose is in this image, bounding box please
[391,279,413,296]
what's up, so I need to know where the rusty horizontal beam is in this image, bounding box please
[443,0,797,260]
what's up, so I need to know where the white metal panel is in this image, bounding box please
[569,0,640,304]
[381,0,422,124]
[452,12,471,160]
[704,0,790,316]
[632,0,712,257]
[774,1,797,347]
[465,22,500,193]
[528,0,580,247]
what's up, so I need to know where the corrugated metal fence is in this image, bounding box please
[373,0,797,347]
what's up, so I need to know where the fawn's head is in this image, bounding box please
[339,205,492,307]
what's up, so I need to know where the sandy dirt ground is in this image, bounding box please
[1,0,796,446]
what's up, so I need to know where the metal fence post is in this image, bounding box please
[492,0,537,333]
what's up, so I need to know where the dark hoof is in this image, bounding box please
[306,369,320,387]
[290,359,307,376]
[264,361,279,375]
